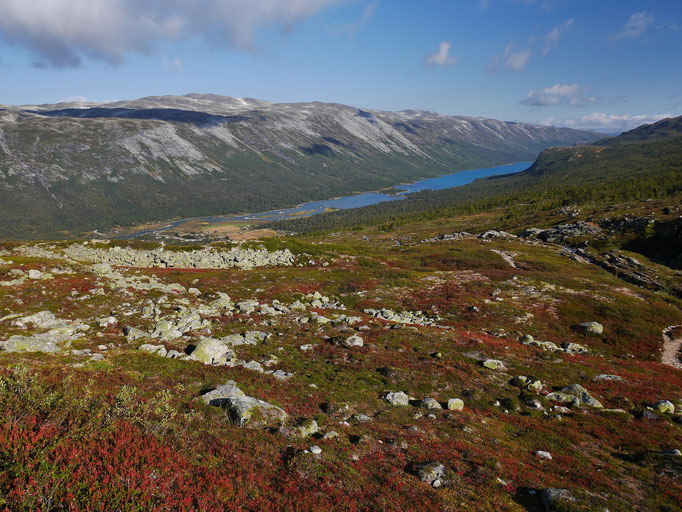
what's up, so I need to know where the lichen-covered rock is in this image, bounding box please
[0,335,62,354]
[341,334,364,348]
[15,311,60,329]
[561,342,588,354]
[123,326,148,341]
[385,391,410,406]
[225,396,288,428]
[190,338,235,365]
[546,392,581,408]
[593,374,623,382]
[138,344,168,357]
[482,359,506,371]
[522,339,560,351]
[447,398,464,411]
[576,322,603,335]
[291,419,318,438]
[419,397,442,410]
[201,381,245,406]
[541,488,577,511]
[416,461,446,486]
[561,384,603,409]
[653,400,675,414]
[241,360,264,373]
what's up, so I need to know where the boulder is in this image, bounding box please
[653,400,675,414]
[138,344,168,357]
[190,338,235,365]
[419,397,442,410]
[0,335,61,354]
[561,342,588,354]
[541,488,577,511]
[15,311,59,329]
[482,359,506,371]
[241,360,265,373]
[561,384,603,408]
[341,334,364,348]
[576,322,603,335]
[225,396,288,428]
[291,419,319,438]
[416,461,446,486]
[546,392,581,408]
[123,326,148,341]
[447,398,464,411]
[385,391,410,407]
[593,374,623,382]
[201,381,246,406]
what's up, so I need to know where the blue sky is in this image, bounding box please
[0,0,680,132]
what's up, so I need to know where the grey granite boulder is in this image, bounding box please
[201,381,246,406]
[225,396,288,428]
[190,338,235,365]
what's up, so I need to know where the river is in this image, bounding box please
[122,161,531,238]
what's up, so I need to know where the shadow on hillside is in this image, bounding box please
[623,217,682,270]
[30,107,250,126]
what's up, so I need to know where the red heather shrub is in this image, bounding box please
[0,419,226,511]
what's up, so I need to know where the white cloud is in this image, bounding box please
[536,18,573,54]
[334,0,379,36]
[610,11,655,41]
[541,112,672,133]
[0,0,342,68]
[501,42,531,71]
[163,56,183,72]
[423,41,457,68]
[521,83,600,108]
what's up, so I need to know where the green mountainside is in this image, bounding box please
[598,115,682,145]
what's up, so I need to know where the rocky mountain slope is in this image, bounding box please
[0,94,597,238]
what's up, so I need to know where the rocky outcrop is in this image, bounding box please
[0,311,88,354]
[64,244,296,270]
[363,308,439,326]
[521,222,602,244]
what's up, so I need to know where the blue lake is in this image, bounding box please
[122,161,531,238]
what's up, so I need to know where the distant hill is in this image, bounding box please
[0,94,597,238]
[598,115,682,145]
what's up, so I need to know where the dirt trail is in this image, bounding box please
[662,325,682,370]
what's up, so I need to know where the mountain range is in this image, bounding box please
[0,94,598,238]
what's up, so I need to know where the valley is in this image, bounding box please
[0,95,595,239]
